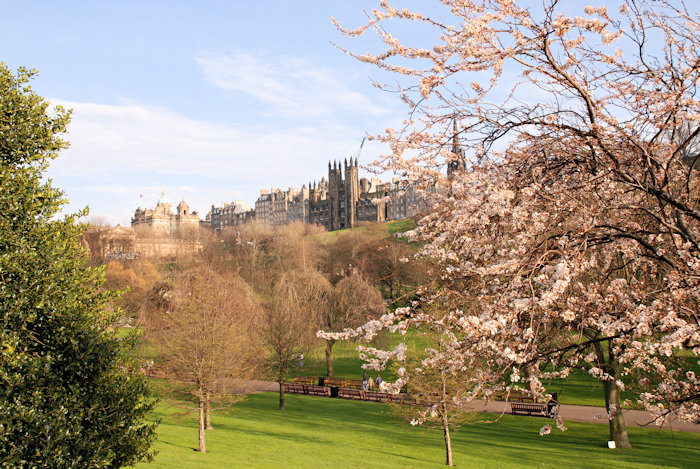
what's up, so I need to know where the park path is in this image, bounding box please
[250,380,699,434]
[477,400,699,434]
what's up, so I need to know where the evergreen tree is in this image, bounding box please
[0,64,156,468]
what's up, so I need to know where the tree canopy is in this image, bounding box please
[0,64,156,467]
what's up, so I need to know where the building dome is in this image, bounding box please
[156,188,171,206]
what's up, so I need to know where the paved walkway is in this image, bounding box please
[253,380,699,433]
[477,400,699,433]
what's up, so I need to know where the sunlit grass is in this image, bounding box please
[135,391,699,469]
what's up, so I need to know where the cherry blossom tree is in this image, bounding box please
[393,313,489,467]
[331,0,699,449]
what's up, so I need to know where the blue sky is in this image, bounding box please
[1,1,420,224]
[2,1,627,225]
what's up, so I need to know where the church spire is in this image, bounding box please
[451,112,460,155]
[448,113,465,180]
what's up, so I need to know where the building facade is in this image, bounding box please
[209,200,254,231]
[81,225,203,260]
[131,189,200,235]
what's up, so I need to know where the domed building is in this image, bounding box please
[131,189,200,235]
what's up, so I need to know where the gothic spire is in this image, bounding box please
[451,112,460,155]
[448,112,466,180]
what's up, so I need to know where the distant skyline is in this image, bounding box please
[2,1,422,225]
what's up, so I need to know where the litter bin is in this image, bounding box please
[330,386,339,398]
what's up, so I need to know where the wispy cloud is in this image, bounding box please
[195,51,388,119]
[48,98,388,225]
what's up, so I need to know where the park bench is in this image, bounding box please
[324,378,347,388]
[345,379,364,389]
[511,402,548,416]
[388,393,418,405]
[283,382,306,394]
[293,376,316,385]
[338,388,364,400]
[495,389,535,403]
[363,391,389,402]
[305,385,330,397]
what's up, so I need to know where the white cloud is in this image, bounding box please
[47,99,391,225]
[195,51,388,119]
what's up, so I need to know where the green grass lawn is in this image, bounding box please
[290,339,392,382]
[135,391,700,469]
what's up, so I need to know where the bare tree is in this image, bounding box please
[103,259,161,319]
[151,264,261,453]
[261,269,328,410]
[321,274,386,377]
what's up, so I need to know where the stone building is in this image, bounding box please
[386,180,430,221]
[287,185,310,224]
[131,189,200,235]
[271,188,290,226]
[308,158,393,231]
[308,179,329,227]
[356,177,387,224]
[254,189,273,225]
[81,225,137,260]
[80,225,203,260]
[209,200,254,231]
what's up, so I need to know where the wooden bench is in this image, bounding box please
[338,388,364,400]
[495,390,535,403]
[283,382,306,394]
[304,385,329,397]
[345,379,364,389]
[293,376,316,386]
[511,402,548,416]
[363,391,389,402]
[324,378,347,388]
[388,393,417,405]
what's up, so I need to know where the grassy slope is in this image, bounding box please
[136,391,699,469]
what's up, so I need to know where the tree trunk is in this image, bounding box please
[205,391,213,430]
[594,341,631,448]
[439,341,453,466]
[278,369,286,411]
[198,395,206,453]
[603,377,630,448]
[443,420,453,466]
[325,340,335,377]
[523,365,537,394]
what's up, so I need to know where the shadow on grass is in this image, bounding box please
[158,439,197,451]
[211,420,332,446]
[376,449,436,465]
